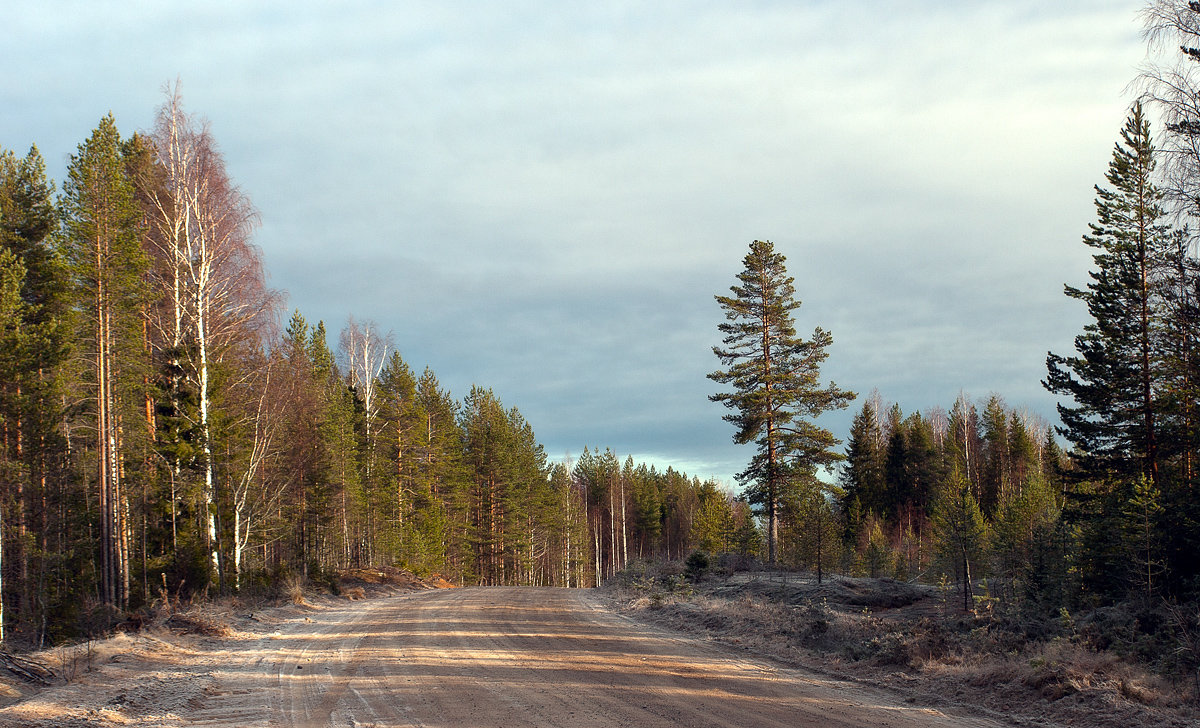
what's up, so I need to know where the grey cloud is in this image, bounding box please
[1,0,1147,486]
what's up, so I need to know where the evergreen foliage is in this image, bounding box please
[709,239,853,563]
[932,469,989,612]
[1045,101,1200,598]
[0,96,750,641]
[60,113,152,614]
[1045,103,1170,486]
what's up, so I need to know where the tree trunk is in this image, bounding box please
[961,550,972,613]
[620,478,627,569]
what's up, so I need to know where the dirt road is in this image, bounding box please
[0,587,1005,727]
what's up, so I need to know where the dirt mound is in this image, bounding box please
[165,611,235,637]
[337,566,455,591]
[708,572,936,617]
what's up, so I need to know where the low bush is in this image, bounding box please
[685,551,711,582]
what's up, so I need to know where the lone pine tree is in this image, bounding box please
[709,239,853,564]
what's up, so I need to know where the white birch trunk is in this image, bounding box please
[593,515,601,586]
[620,478,627,570]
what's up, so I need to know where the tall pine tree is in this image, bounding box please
[1045,102,1170,486]
[709,240,853,563]
[60,114,150,612]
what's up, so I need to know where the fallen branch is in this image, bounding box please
[0,649,55,685]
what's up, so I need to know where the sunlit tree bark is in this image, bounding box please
[61,114,148,612]
[145,86,276,590]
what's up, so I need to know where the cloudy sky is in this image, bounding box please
[3,1,1153,487]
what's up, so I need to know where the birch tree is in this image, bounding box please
[339,316,391,558]
[339,317,390,444]
[145,86,274,589]
[228,347,286,588]
[1142,1,1200,214]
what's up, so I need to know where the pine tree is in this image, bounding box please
[1122,475,1164,600]
[414,367,468,580]
[932,468,988,612]
[1045,103,1170,486]
[461,386,507,584]
[307,321,361,569]
[690,480,734,554]
[709,240,854,563]
[377,350,418,561]
[782,475,841,584]
[0,144,70,639]
[991,471,1059,603]
[0,247,28,641]
[629,462,663,558]
[60,114,151,613]
[859,515,892,578]
[275,310,323,573]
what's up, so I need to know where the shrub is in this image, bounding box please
[685,550,711,582]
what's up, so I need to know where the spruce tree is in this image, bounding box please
[710,240,853,564]
[839,399,885,526]
[980,395,1011,517]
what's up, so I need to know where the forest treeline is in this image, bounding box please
[10,2,1200,655]
[835,393,1068,606]
[710,100,1200,620]
[701,2,1200,629]
[0,89,748,646]
[706,236,1083,613]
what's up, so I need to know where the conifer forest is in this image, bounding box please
[0,91,753,646]
[3,2,1200,666]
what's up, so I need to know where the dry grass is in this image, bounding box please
[283,573,307,605]
[606,566,1200,728]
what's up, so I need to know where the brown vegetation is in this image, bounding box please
[606,562,1200,728]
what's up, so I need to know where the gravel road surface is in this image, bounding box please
[0,586,1004,727]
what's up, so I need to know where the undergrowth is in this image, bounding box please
[606,561,1200,726]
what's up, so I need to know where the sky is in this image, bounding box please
[1,1,1155,488]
